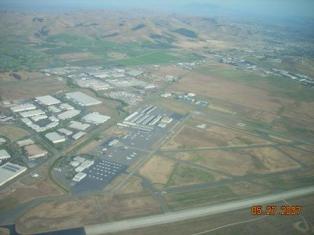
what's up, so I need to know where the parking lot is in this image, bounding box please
[72,159,126,194]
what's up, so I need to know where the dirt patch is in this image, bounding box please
[119,176,144,194]
[139,156,176,185]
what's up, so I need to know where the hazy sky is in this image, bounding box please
[1,0,313,19]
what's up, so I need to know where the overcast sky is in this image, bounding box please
[1,0,313,19]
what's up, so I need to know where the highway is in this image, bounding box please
[85,186,314,235]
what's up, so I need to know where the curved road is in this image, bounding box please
[85,186,314,235]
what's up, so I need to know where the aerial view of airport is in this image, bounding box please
[0,0,314,235]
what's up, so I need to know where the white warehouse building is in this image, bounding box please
[35,95,61,106]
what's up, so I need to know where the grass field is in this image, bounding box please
[165,186,236,210]
[167,164,215,187]
[0,125,29,141]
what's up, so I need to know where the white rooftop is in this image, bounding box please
[66,91,102,107]
[0,162,27,186]
[10,103,36,113]
[45,132,66,144]
[82,112,111,125]
[17,139,34,147]
[36,95,61,106]
[69,121,90,131]
[57,109,80,120]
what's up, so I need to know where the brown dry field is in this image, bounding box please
[0,71,44,81]
[0,77,67,100]
[16,192,161,234]
[59,52,100,61]
[276,146,314,166]
[78,140,100,154]
[0,178,63,205]
[139,156,176,185]
[119,176,144,194]
[173,147,300,176]
[228,181,271,197]
[155,99,191,115]
[282,102,314,126]
[245,147,301,173]
[162,120,268,150]
[152,65,188,78]
[0,125,29,141]
[169,71,291,112]
[175,150,255,176]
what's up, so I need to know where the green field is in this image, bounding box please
[167,164,215,187]
[166,186,236,210]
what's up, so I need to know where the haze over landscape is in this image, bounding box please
[0,1,313,235]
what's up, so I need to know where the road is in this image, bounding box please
[85,186,314,235]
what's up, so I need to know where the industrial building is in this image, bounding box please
[10,103,36,113]
[59,103,74,111]
[17,139,34,147]
[57,109,80,120]
[69,121,90,131]
[65,91,102,106]
[72,131,86,140]
[45,132,66,144]
[20,109,45,118]
[0,162,27,187]
[24,144,48,160]
[73,172,87,182]
[75,159,94,172]
[120,106,168,131]
[35,95,61,106]
[31,114,48,122]
[82,112,111,125]
[58,128,73,136]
